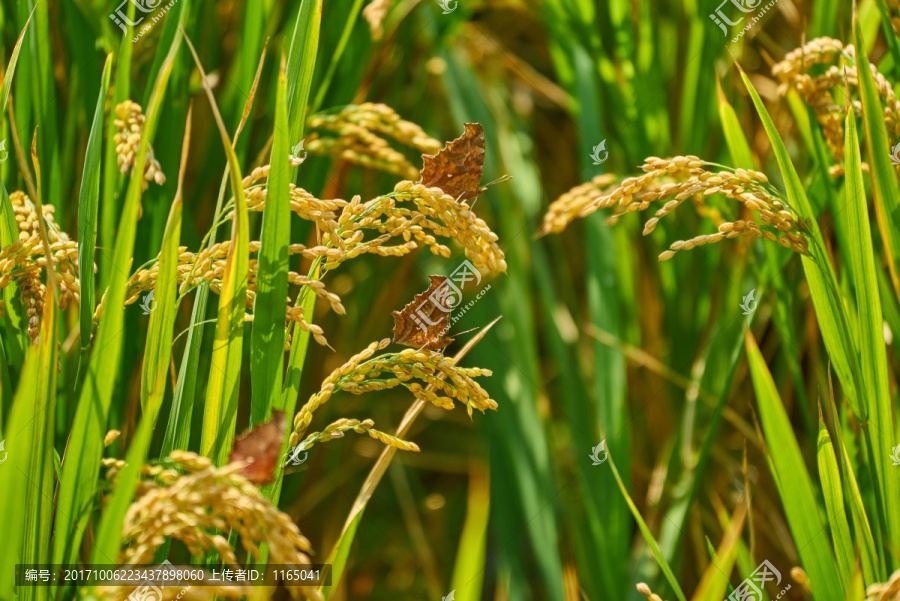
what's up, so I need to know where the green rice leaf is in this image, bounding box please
[77,54,113,356]
[839,79,900,568]
[449,465,491,601]
[0,11,35,366]
[90,118,188,561]
[737,65,862,417]
[100,33,133,293]
[716,77,755,169]
[854,16,900,303]
[139,165,184,416]
[285,0,321,146]
[320,505,364,600]
[817,419,854,588]
[690,505,745,601]
[744,329,844,601]
[185,35,250,466]
[0,7,33,146]
[52,33,181,567]
[607,447,687,601]
[0,296,57,598]
[831,390,881,583]
[279,0,323,433]
[250,57,290,427]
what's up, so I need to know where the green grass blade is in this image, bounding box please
[716,77,755,169]
[161,77,262,458]
[0,7,32,131]
[77,54,113,355]
[449,464,491,600]
[139,172,184,415]
[817,419,854,587]
[690,505,745,601]
[88,401,156,566]
[810,0,841,36]
[267,282,316,505]
[854,16,900,303]
[279,0,323,438]
[871,0,900,82]
[310,0,364,112]
[91,119,189,561]
[286,0,321,146]
[830,391,882,583]
[744,329,844,601]
[607,447,687,601]
[0,12,35,366]
[738,65,862,417]
[320,507,364,600]
[0,298,57,599]
[718,74,814,439]
[250,57,290,427]
[140,0,188,108]
[839,94,900,569]
[51,34,181,567]
[185,36,250,466]
[100,34,133,293]
[160,289,206,456]
[846,566,867,601]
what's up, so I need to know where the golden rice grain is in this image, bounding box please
[867,569,900,601]
[113,100,166,187]
[542,156,812,261]
[289,340,497,449]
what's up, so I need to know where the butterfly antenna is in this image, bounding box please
[470,175,510,208]
[484,174,512,188]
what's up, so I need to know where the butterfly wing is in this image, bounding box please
[229,411,287,485]
[420,123,486,201]
[392,276,455,350]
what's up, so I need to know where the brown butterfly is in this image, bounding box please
[392,275,456,350]
[420,123,487,201]
[229,411,287,486]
